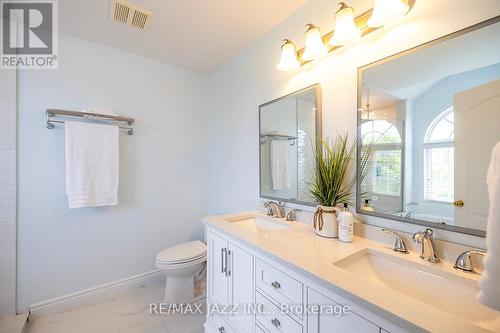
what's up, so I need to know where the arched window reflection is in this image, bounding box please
[361,120,402,196]
[423,107,454,203]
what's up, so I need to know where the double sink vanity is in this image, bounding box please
[202,17,500,333]
[202,212,499,333]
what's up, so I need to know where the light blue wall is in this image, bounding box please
[17,34,209,310]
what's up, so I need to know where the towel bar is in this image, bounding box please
[46,109,135,135]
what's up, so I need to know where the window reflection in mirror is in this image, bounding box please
[357,19,500,236]
[361,117,403,207]
[259,84,321,205]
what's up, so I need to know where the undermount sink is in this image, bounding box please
[334,249,500,332]
[227,215,291,232]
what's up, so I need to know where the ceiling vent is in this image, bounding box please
[110,0,151,30]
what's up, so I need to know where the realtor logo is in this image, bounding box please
[1,0,58,69]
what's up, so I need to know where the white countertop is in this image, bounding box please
[203,211,499,333]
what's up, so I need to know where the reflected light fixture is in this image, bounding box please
[276,39,301,71]
[329,2,361,46]
[302,24,328,61]
[368,0,409,28]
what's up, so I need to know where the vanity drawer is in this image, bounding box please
[256,323,269,333]
[256,291,303,333]
[255,259,303,308]
[208,314,236,333]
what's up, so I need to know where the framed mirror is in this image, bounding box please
[259,84,322,205]
[357,17,500,236]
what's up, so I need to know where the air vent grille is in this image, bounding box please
[111,0,151,30]
[131,10,148,29]
[113,3,130,24]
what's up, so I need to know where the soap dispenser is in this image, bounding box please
[339,203,354,243]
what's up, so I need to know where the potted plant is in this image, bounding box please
[309,134,370,238]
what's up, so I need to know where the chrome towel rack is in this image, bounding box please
[260,134,297,146]
[46,109,135,135]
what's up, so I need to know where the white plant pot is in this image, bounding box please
[313,205,340,238]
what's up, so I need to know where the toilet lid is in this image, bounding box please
[156,240,207,264]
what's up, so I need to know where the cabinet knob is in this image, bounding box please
[453,200,465,207]
[271,281,281,289]
[271,318,281,328]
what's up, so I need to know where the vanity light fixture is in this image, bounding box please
[276,39,301,71]
[330,2,361,46]
[368,0,410,28]
[302,24,328,61]
[276,0,416,71]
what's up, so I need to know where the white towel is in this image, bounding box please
[65,121,119,209]
[271,140,291,190]
[478,141,500,310]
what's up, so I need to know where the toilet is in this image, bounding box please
[156,240,207,305]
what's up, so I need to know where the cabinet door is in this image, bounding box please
[228,243,254,333]
[209,314,237,333]
[307,288,379,333]
[209,232,229,306]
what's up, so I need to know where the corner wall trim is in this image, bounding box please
[29,270,161,315]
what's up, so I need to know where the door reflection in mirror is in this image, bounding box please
[358,20,500,235]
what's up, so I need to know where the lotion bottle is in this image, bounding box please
[339,203,354,243]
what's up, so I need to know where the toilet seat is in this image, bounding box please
[156,252,206,265]
[156,254,206,269]
[156,240,207,265]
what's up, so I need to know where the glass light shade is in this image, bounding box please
[276,39,300,71]
[301,24,328,61]
[368,0,409,28]
[329,2,361,46]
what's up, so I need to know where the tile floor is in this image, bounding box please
[27,280,206,333]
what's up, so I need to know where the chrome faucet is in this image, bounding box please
[403,211,414,218]
[286,209,301,221]
[454,250,487,273]
[264,201,285,218]
[382,228,408,254]
[412,228,440,263]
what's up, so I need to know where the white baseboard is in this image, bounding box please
[29,270,162,315]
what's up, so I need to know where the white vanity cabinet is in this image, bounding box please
[209,232,229,306]
[206,228,404,333]
[208,231,254,333]
[307,288,379,333]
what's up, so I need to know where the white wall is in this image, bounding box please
[17,34,208,310]
[0,68,17,318]
[206,0,500,223]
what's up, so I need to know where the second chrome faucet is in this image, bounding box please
[264,201,285,218]
[412,228,440,263]
[382,227,441,263]
[264,201,301,221]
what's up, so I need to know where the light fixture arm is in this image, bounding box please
[337,2,349,12]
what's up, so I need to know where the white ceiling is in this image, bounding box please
[58,0,308,73]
